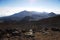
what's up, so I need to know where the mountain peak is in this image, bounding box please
[49,12,56,15]
[48,12,56,16]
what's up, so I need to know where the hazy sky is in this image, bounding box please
[0,0,60,16]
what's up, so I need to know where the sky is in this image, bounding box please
[0,0,60,16]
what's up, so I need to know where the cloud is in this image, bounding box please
[0,7,24,16]
[0,7,60,17]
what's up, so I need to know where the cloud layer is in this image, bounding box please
[0,7,60,17]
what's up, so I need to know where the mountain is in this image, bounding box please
[0,10,57,22]
[0,11,59,29]
[9,10,32,21]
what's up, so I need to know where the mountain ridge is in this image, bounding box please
[0,10,57,23]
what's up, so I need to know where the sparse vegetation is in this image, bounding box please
[0,15,60,40]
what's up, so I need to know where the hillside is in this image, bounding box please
[0,15,60,29]
[0,15,60,40]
